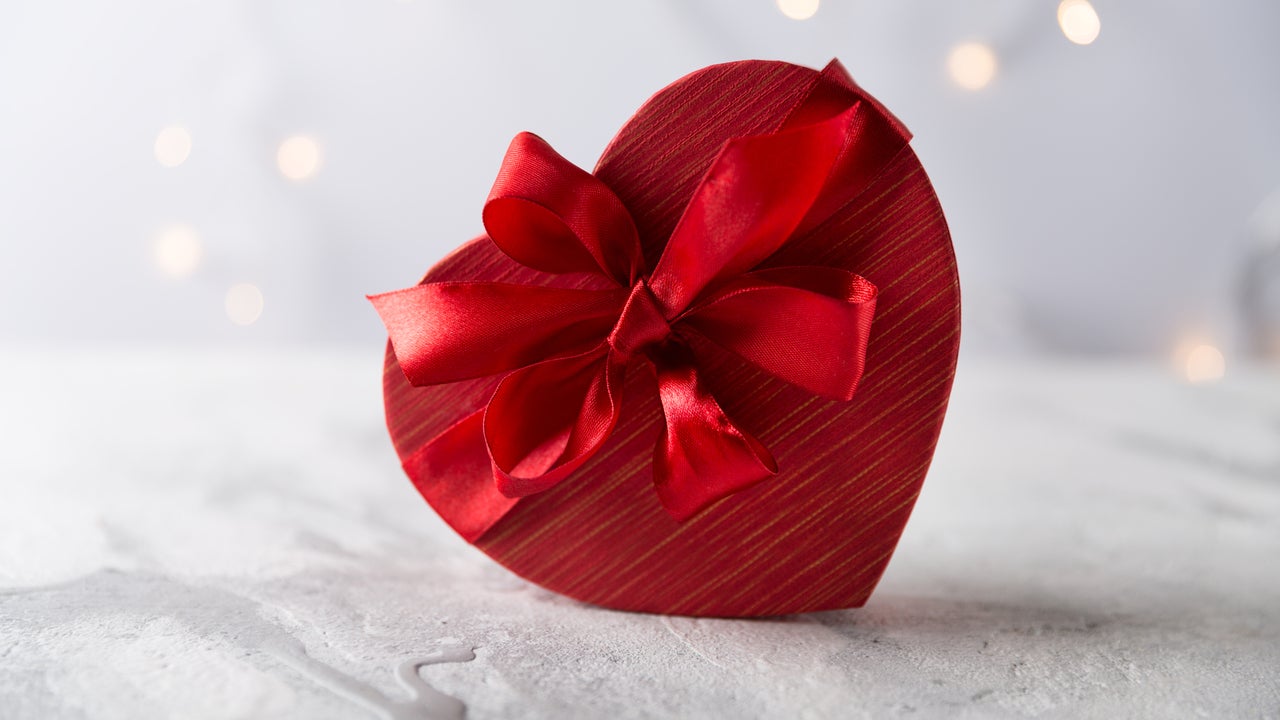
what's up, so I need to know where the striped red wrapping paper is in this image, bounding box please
[377,59,959,617]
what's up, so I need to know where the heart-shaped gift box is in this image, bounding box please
[373,59,959,617]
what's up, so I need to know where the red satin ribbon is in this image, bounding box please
[371,60,910,541]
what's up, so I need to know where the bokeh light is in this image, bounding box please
[776,0,819,21]
[947,42,998,91]
[1183,344,1226,384]
[225,283,265,326]
[152,224,202,278]
[1058,0,1101,45]
[277,136,321,181]
[153,126,192,168]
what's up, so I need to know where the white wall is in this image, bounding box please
[2,0,1278,357]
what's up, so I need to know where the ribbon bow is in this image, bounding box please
[372,60,911,541]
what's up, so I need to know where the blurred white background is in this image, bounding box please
[2,0,1279,375]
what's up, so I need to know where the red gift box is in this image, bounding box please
[372,59,959,617]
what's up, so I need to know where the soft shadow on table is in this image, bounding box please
[646,587,1256,697]
[752,582,1273,659]
[801,593,1121,642]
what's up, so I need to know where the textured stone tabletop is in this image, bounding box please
[2,350,1278,719]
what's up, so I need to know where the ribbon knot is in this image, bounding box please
[608,280,670,358]
[370,60,911,541]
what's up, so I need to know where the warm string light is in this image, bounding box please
[152,225,202,278]
[154,126,192,168]
[945,2,1097,95]
[159,18,1102,330]
[225,283,265,326]
[1182,343,1226,384]
[153,126,322,328]
[776,0,819,21]
[947,42,997,91]
[1058,0,1101,45]
[277,136,321,180]
[148,6,1112,341]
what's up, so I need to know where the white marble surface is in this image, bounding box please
[1,349,1278,719]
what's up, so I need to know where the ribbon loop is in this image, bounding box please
[483,132,642,285]
[484,345,626,497]
[680,266,877,400]
[649,340,777,521]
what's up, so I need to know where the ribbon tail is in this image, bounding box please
[647,103,861,313]
[401,409,519,543]
[369,281,625,385]
[650,342,777,521]
[786,60,914,239]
